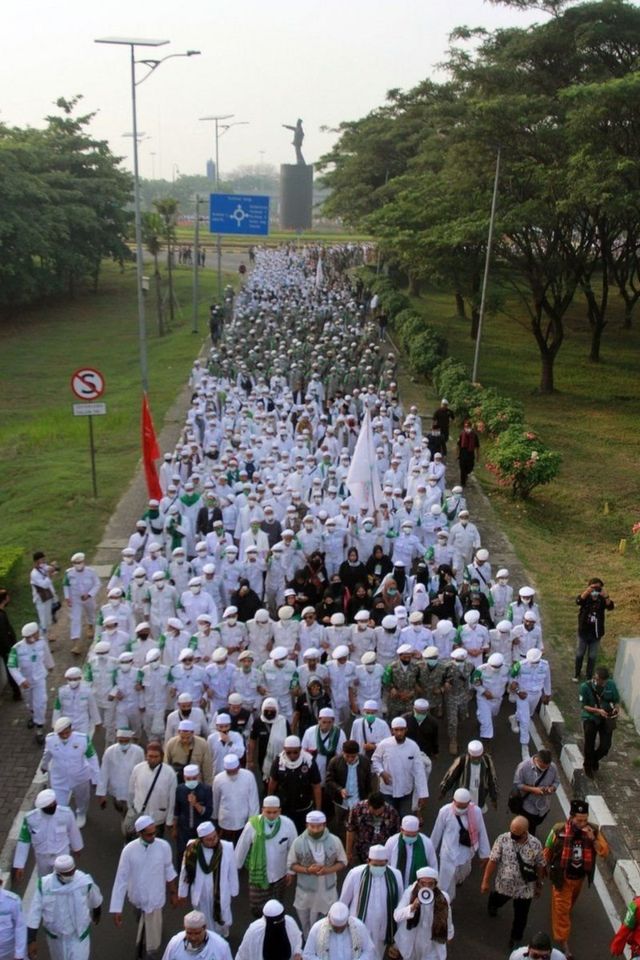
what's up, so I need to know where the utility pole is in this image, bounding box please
[192,195,201,334]
[472,148,501,384]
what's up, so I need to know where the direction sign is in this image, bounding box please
[71,367,105,400]
[73,402,107,417]
[209,193,270,236]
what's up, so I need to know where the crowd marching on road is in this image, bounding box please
[0,245,628,960]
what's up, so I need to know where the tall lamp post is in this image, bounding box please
[471,147,501,384]
[199,114,249,300]
[95,37,200,394]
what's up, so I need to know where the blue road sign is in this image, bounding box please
[209,193,270,236]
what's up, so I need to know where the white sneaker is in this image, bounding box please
[509,714,519,733]
[75,813,86,829]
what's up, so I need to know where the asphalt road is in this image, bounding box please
[17,706,617,960]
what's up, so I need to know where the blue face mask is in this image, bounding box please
[369,865,386,877]
[426,659,438,668]
[184,781,199,790]
[402,834,417,845]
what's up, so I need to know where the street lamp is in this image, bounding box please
[95,37,201,394]
[200,114,249,299]
[471,147,501,384]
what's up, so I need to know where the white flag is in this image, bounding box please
[315,255,324,289]
[346,408,383,513]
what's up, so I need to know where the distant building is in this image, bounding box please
[206,159,216,181]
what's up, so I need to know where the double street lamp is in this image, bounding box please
[95,37,200,393]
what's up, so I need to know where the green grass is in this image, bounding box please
[0,260,233,627]
[173,227,373,246]
[407,286,640,673]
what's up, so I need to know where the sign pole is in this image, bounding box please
[88,416,98,497]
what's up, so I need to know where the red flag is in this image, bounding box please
[141,392,162,500]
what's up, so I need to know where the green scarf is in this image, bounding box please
[395,835,428,884]
[247,815,281,889]
[356,866,398,945]
[316,725,340,758]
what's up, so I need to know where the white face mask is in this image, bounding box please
[120,664,132,673]
[365,665,375,674]
[119,743,131,752]
[68,680,81,689]
[191,586,201,595]
[150,661,160,670]
[156,583,165,591]
[226,617,237,627]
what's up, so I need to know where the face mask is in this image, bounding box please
[365,665,375,674]
[156,584,165,591]
[57,873,75,884]
[457,662,466,672]
[461,520,468,527]
[426,658,438,668]
[119,743,131,752]
[510,832,525,843]
[184,780,199,790]
[387,588,398,597]
[497,578,508,585]
[176,559,185,566]
[68,680,81,689]
[191,587,201,595]
[138,633,151,642]
[264,711,277,721]
[365,714,376,723]
[590,591,600,600]
[42,804,57,816]
[369,865,386,877]
[150,661,160,670]
[226,618,237,626]
[141,838,155,847]
[414,712,427,722]
[120,664,132,673]
[402,834,417,845]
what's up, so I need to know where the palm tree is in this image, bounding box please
[142,212,165,336]
[153,197,178,325]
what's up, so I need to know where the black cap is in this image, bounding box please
[570,799,589,815]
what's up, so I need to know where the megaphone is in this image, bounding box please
[417,887,434,906]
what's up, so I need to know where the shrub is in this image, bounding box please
[432,358,469,399]
[0,546,24,583]
[485,426,562,499]
[473,387,525,436]
[407,329,448,379]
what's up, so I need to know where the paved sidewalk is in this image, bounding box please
[0,378,195,861]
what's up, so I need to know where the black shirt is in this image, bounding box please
[269,756,321,811]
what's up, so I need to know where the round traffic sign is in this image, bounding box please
[70,367,105,401]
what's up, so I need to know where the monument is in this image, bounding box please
[280,118,313,230]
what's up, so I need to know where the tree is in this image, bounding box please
[153,197,178,326]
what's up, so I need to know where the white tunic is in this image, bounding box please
[13,805,83,871]
[128,761,177,826]
[235,813,298,882]
[178,839,238,927]
[0,888,26,960]
[384,834,439,888]
[371,738,428,801]
[339,864,403,956]
[161,929,233,960]
[96,743,145,802]
[236,916,303,960]
[212,769,260,830]
[393,884,454,960]
[303,917,376,960]
[110,837,176,913]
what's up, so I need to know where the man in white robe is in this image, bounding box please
[393,867,454,960]
[303,902,376,960]
[13,788,83,881]
[110,816,178,958]
[178,821,238,937]
[160,910,232,960]
[96,729,145,812]
[212,754,259,842]
[371,719,428,820]
[339,845,402,960]
[235,796,298,917]
[384,816,438,889]
[429,789,490,902]
[287,811,347,937]
[28,854,102,960]
[236,899,303,960]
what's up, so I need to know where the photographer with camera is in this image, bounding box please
[574,578,614,682]
[580,666,620,778]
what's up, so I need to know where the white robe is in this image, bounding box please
[236,916,303,960]
[212,770,260,830]
[384,834,438,889]
[235,814,298,883]
[429,803,490,901]
[109,837,176,913]
[96,743,145,803]
[161,928,233,960]
[303,917,376,960]
[339,864,403,959]
[178,839,238,929]
[393,884,454,960]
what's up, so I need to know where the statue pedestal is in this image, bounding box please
[280,164,313,230]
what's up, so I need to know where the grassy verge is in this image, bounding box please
[0,260,234,627]
[406,288,640,675]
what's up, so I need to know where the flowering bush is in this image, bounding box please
[475,387,525,436]
[632,522,640,550]
[486,426,562,499]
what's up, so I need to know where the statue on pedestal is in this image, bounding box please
[282,118,305,165]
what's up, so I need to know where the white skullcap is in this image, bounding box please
[328,903,350,925]
[211,647,228,662]
[184,911,207,930]
[363,699,378,711]
[284,735,301,749]
[71,552,85,563]
[488,652,504,667]
[145,648,161,663]
[318,708,335,719]
[464,610,480,624]
[303,648,320,660]
[263,899,284,918]
[183,764,200,779]
[527,648,542,663]
[54,854,75,872]
[278,606,294,621]
[451,648,468,660]
[262,796,281,809]
[416,867,439,880]
[35,788,57,809]
[196,614,213,624]
[523,610,538,622]
[435,619,454,635]
[333,645,349,659]
[167,617,183,630]
[94,640,111,654]
[423,646,439,659]
[135,815,154,832]
[306,810,326,824]
[397,643,413,655]
[177,692,193,704]
[330,612,345,626]
[354,609,370,622]
[453,788,471,804]
[402,815,420,831]
[152,571,166,581]
[468,739,484,757]
[64,667,82,679]
[107,587,122,598]
[21,622,39,638]
[197,821,216,838]
[270,646,289,661]
[178,720,195,732]
[476,548,489,562]
[116,728,134,738]
[414,698,430,711]
[228,693,243,705]
[301,606,315,618]
[216,713,231,725]
[224,754,240,769]
[361,651,377,665]
[255,609,270,623]
[391,717,407,728]
[368,844,389,861]
[136,621,151,633]
[223,606,238,618]
[409,611,423,624]
[179,648,195,662]
[497,620,512,632]
[519,586,535,597]
[54,717,72,733]
[381,615,397,630]
[394,606,407,618]
[103,614,118,626]
[238,650,254,661]
[496,568,509,579]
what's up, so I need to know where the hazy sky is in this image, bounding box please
[4,1,544,182]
